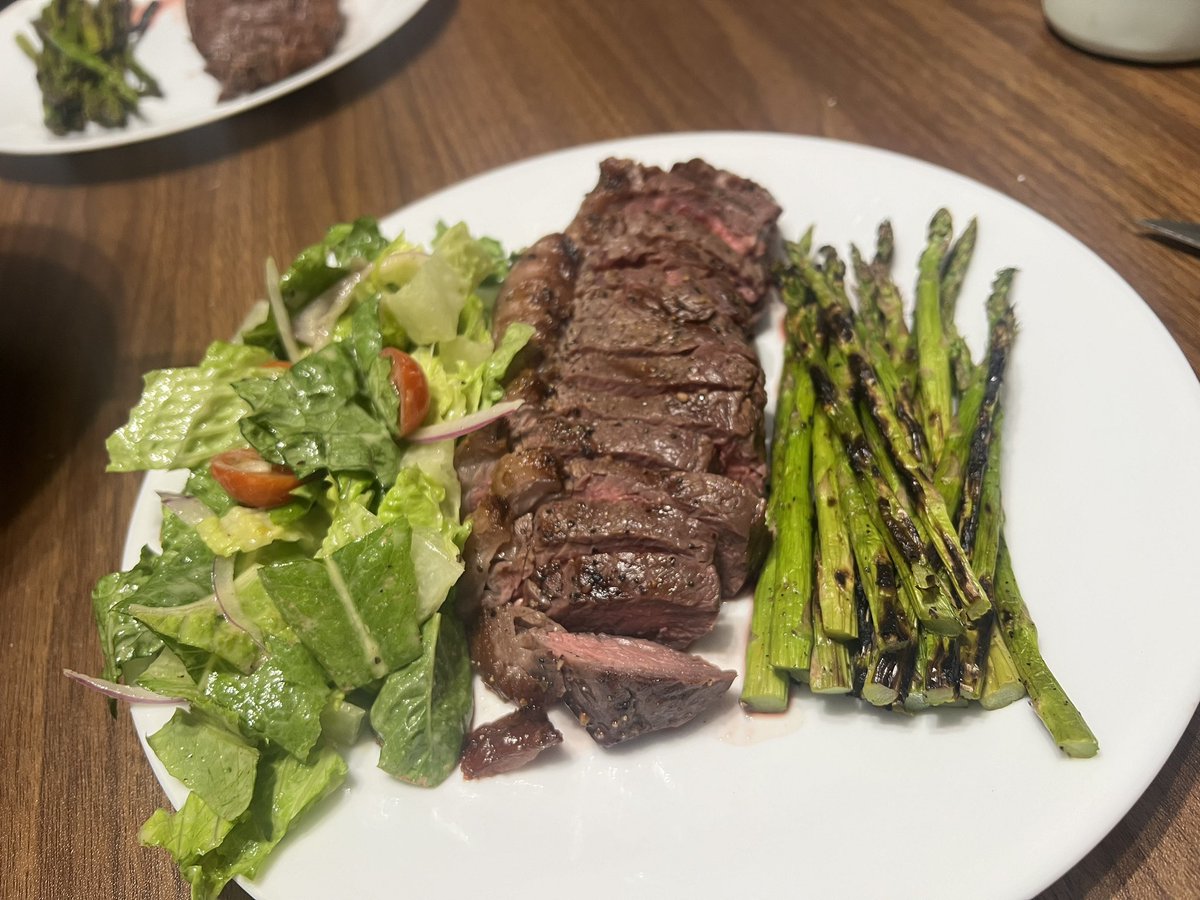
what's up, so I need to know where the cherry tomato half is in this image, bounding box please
[381,348,431,437]
[210,448,303,509]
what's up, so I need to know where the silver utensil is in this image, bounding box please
[1139,219,1200,252]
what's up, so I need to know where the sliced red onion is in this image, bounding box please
[63,669,182,704]
[212,557,266,651]
[407,399,525,444]
[293,259,370,350]
[265,257,302,363]
[158,492,209,527]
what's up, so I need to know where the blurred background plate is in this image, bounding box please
[0,0,428,155]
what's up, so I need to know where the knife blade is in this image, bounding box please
[1139,219,1200,252]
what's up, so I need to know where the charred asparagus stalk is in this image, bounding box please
[768,353,819,675]
[913,210,954,461]
[994,541,1098,757]
[812,406,857,641]
[809,565,853,694]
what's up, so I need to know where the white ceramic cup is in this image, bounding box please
[1043,0,1200,63]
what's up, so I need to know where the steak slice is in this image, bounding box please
[533,499,717,565]
[460,706,563,780]
[492,233,579,363]
[489,448,563,520]
[551,384,760,442]
[558,346,764,399]
[565,459,767,595]
[509,413,716,474]
[455,422,509,515]
[566,280,754,360]
[470,604,564,707]
[525,552,721,648]
[539,630,735,747]
[185,0,344,101]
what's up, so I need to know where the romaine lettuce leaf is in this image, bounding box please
[258,523,422,690]
[379,223,501,346]
[194,506,313,558]
[179,746,347,900]
[106,342,275,472]
[281,218,388,312]
[147,709,260,821]
[129,597,258,674]
[139,793,234,869]
[201,636,330,760]
[235,302,403,487]
[370,612,472,787]
[92,511,217,683]
[377,467,467,618]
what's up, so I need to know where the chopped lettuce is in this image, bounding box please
[92,511,217,683]
[89,217,517,896]
[147,709,260,821]
[128,598,259,674]
[106,342,275,472]
[370,612,473,787]
[142,746,347,900]
[258,523,422,690]
[202,636,330,760]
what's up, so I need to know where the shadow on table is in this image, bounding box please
[0,226,121,554]
[0,0,457,187]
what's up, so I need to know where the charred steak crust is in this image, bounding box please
[455,158,780,751]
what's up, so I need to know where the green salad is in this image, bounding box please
[71,218,530,900]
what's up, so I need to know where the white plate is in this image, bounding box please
[123,133,1200,900]
[0,0,427,155]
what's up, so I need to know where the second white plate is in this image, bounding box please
[0,0,428,155]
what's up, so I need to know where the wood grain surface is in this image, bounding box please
[2,1,1198,897]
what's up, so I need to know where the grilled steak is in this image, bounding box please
[525,552,721,648]
[185,0,344,101]
[460,706,563,780]
[539,631,736,747]
[470,604,564,708]
[456,157,780,748]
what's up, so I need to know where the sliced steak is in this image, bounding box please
[525,552,721,648]
[558,346,764,399]
[470,604,564,707]
[533,499,717,565]
[455,422,509,515]
[539,630,735,747]
[566,280,754,360]
[492,233,579,362]
[490,448,563,519]
[551,384,760,443]
[459,497,511,616]
[565,459,767,594]
[509,413,716,474]
[185,0,344,101]
[460,706,563,780]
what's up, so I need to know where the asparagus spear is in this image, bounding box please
[740,548,789,712]
[768,354,819,674]
[979,627,1025,710]
[809,569,853,694]
[955,273,1018,557]
[994,540,1098,757]
[833,446,915,649]
[913,210,954,461]
[812,406,857,641]
[940,217,979,392]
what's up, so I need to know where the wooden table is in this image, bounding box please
[3,1,1198,897]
